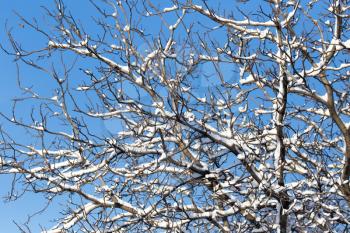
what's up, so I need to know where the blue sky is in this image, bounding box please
[1,1,44,232]
[0,1,90,232]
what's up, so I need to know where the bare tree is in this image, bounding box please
[1,0,350,232]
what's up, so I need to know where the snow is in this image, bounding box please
[318,93,328,102]
[46,42,131,74]
[184,111,195,122]
[163,5,178,13]
[216,99,226,110]
[76,86,90,91]
[306,107,330,116]
[237,153,245,160]
[84,69,92,75]
[141,49,159,71]
[51,96,58,101]
[343,39,350,48]
[110,44,121,50]
[258,29,269,39]
[240,74,255,85]
[135,77,143,85]
[345,122,350,130]
[286,0,296,6]
[181,86,191,92]
[123,25,130,32]
[33,125,44,131]
[239,104,248,113]
[254,109,272,115]
[197,97,206,103]
[152,101,164,110]
[48,40,56,47]
[80,37,88,46]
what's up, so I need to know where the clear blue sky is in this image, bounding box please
[0,1,91,232]
[1,1,46,232]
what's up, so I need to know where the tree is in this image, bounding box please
[1,0,350,232]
